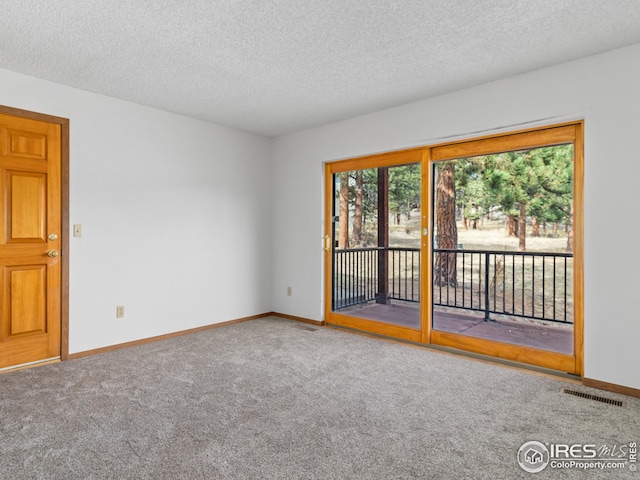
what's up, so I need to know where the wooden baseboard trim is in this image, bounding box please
[583,377,640,399]
[268,312,325,326]
[67,313,272,360]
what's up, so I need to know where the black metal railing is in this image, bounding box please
[333,247,379,309]
[433,248,573,324]
[332,247,420,309]
[333,247,574,324]
[389,247,421,302]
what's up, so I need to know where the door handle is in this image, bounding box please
[323,235,331,252]
[47,250,59,258]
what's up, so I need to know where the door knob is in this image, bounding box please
[48,233,58,241]
[47,250,59,258]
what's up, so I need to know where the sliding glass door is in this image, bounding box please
[324,122,583,375]
[428,124,583,374]
[324,150,426,342]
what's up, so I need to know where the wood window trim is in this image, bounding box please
[431,123,578,161]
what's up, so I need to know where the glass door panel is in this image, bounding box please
[431,145,575,355]
[330,163,421,331]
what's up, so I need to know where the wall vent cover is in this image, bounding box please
[560,388,625,407]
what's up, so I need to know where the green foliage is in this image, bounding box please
[455,144,573,226]
[354,164,421,223]
[453,159,487,221]
[337,144,572,244]
[388,164,421,219]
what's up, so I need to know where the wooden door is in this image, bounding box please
[0,113,61,369]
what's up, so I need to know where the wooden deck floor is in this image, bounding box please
[339,302,573,355]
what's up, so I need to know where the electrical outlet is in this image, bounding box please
[116,305,125,318]
[287,286,292,296]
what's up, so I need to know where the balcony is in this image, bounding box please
[332,247,573,354]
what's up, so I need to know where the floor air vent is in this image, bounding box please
[561,388,625,407]
[292,324,318,332]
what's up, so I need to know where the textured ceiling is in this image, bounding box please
[2,1,640,137]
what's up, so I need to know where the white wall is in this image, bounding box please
[0,68,273,354]
[271,43,640,390]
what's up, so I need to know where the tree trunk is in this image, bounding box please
[338,172,349,249]
[531,216,540,237]
[508,215,517,237]
[518,203,526,251]
[352,170,363,246]
[566,204,574,253]
[464,197,473,230]
[434,164,457,286]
